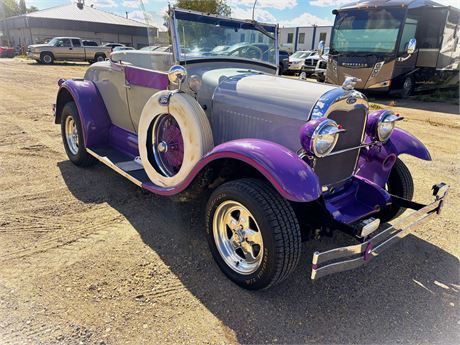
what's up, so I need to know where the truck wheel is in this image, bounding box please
[61,102,97,167]
[138,90,213,188]
[400,76,414,98]
[40,52,54,64]
[378,158,414,222]
[206,178,301,290]
[95,54,106,62]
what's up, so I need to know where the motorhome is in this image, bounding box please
[324,0,459,97]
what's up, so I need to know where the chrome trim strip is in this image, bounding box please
[86,148,143,187]
[325,143,373,157]
[311,185,449,280]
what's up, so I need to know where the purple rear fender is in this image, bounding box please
[143,139,322,202]
[55,79,111,148]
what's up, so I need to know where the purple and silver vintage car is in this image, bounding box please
[54,8,448,290]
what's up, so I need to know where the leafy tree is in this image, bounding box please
[0,0,37,18]
[174,0,231,17]
[18,0,25,14]
[0,0,21,18]
[27,5,37,13]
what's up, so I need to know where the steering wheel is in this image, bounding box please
[230,45,264,60]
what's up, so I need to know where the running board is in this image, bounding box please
[86,147,150,187]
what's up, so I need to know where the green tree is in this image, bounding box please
[0,0,36,18]
[174,0,231,17]
[18,0,26,14]
[0,0,21,18]
[27,5,37,13]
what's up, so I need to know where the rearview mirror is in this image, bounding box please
[407,38,416,54]
[318,41,325,57]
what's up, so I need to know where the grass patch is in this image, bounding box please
[414,88,459,105]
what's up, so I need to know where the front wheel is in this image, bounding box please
[40,52,54,64]
[399,75,414,98]
[206,178,301,290]
[378,158,414,222]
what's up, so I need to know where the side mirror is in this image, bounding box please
[318,41,325,57]
[407,38,416,54]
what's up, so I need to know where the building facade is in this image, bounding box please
[279,26,332,53]
[0,4,157,49]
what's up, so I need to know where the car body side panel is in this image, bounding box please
[143,139,322,202]
[57,79,112,148]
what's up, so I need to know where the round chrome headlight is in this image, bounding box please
[311,119,343,157]
[377,111,402,142]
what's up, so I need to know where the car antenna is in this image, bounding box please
[252,0,258,21]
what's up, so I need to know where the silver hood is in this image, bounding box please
[28,44,52,50]
[209,72,336,151]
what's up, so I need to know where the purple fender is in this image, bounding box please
[386,127,431,161]
[143,139,321,202]
[55,79,111,148]
[357,127,431,187]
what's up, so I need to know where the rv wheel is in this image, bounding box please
[400,76,414,98]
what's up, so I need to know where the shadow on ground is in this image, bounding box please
[58,161,459,344]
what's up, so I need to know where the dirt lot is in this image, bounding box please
[0,58,459,345]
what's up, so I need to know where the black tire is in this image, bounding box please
[378,158,414,222]
[206,178,301,290]
[60,102,97,167]
[278,64,284,75]
[40,52,54,64]
[400,75,414,98]
[316,74,326,82]
[95,54,106,62]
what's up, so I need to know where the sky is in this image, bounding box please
[25,0,460,31]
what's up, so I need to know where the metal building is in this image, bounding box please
[0,3,157,49]
[279,26,332,53]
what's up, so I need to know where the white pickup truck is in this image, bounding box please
[28,37,112,64]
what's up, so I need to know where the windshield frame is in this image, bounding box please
[170,7,279,68]
[330,7,407,55]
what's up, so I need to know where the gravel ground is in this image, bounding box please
[0,58,459,345]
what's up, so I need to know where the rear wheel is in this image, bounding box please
[206,178,301,290]
[378,158,414,222]
[61,102,97,167]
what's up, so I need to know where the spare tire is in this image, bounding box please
[138,90,214,188]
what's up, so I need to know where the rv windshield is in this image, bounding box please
[173,10,277,65]
[331,8,405,54]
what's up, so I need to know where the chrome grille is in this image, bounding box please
[313,109,367,186]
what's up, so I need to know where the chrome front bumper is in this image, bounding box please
[311,183,449,280]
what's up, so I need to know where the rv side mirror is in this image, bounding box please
[318,41,325,57]
[407,38,416,55]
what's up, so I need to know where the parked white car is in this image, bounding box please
[302,48,329,76]
[286,50,314,74]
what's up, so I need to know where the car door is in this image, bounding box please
[54,38,73,60]
[71,39,85,60]
[89,61,135,133]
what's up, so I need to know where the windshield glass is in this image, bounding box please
[48,38,59,46]
[291,51,312,59]
[331,8,404,53]
[174,10,277,65]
